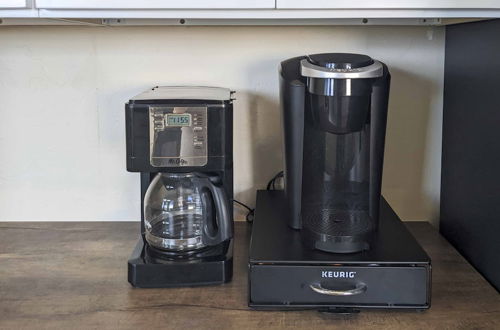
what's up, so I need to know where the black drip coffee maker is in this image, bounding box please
[249,53,431,311]
[126,86,233,288]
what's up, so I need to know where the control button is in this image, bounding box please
[193,126,203,131]
[154,120,165,130]
[193,141,203,146]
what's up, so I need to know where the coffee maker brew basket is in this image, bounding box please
[280,53,391,253]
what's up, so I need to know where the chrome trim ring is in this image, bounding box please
[310,282,367,296]
[301,59,383,79]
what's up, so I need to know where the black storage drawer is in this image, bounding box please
[250,264,430,308]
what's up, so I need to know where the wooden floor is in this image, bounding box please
[0,221,499,329]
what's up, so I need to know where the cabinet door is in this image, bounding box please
[277,0,500,9]
[0,0,28,8]
[36,0,275,9]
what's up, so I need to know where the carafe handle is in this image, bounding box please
[196,175,232,246]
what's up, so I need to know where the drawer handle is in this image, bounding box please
[310,282,367,296]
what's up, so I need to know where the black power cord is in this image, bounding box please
[233,170,284,224]
[233,199,255,223]
[266,171,284,190]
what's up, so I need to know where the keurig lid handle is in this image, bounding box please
[301,59,383,79]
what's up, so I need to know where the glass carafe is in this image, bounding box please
[143,172,231,252]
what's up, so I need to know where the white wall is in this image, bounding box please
[0,25,444,224]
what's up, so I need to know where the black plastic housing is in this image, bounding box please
[126,99,233,173]
[280,55,390,254]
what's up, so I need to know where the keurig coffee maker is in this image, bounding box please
[249,54,431,311]
[286,53,388,253]
[126,86,234,288]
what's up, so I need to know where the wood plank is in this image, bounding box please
[0,222,498,329]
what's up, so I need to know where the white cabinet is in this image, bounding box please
[35,0,275,9]
[2,0,500,21]
[0,0,28,8]
[277,0,500,9]
[0,0,37,18]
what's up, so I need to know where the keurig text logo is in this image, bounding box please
[321,271,356,278]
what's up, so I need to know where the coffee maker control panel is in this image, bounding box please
[149,106,208,167]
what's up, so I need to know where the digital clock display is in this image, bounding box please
[165,114,191,127]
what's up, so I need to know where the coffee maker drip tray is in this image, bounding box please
[128,239,233,288]
[302,209,374,253]
[303,209,374,236]
[248,190,431,311]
